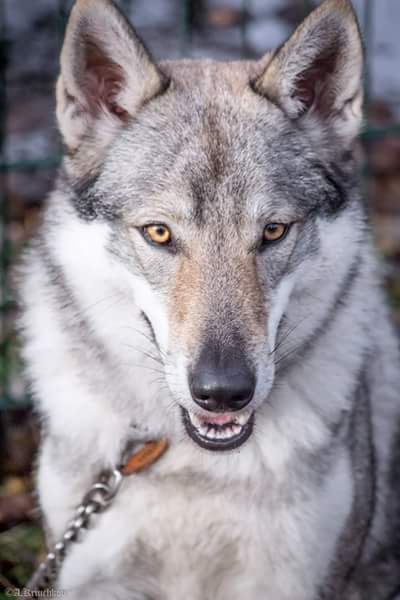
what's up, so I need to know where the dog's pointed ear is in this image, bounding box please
[56,0,166,150]
[254,0,364,146]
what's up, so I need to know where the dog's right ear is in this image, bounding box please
[57,0,166,151]
[254,0,364,148]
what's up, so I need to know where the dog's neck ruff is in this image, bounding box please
[28,439,169,593]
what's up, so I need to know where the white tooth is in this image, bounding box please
[223,429,234,439]
[199,424,208,437]
[189,412,201,428]
[232,424,242,435]
[235,411,251,426]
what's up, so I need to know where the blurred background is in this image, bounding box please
[0,0,399,594]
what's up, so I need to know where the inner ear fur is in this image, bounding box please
[254,0,364,145]
[56,0,166,151]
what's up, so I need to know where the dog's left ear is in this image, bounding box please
[254,0,364,147]
[57,0,166,151]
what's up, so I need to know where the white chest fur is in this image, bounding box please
[54,443,352,600]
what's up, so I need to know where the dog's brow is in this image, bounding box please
[131,194,197,224]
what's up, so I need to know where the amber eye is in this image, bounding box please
[143,224,172,245]
[263,223,288,244]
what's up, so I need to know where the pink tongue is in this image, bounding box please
[202,414,233,426]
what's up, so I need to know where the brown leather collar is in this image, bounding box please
[120,439,169,476]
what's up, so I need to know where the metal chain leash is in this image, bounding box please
[27,439,169,595]
[27,468,124,593]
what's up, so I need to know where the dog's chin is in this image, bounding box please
[180,406,254,451]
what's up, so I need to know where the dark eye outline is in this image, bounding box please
[141,223,172,247]
[261,223,291,248]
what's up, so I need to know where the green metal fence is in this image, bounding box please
[0,0,399,411]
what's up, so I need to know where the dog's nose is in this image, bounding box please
[190,347,255,412]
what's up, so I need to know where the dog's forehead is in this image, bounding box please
[105,59,324,223]
[160,58,263,93]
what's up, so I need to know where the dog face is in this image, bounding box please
[56,0,364,451]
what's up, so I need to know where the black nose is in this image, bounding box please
[190,346,255,412]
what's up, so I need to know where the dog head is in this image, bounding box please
[56,0,365,451]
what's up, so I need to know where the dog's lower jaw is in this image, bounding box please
[181,406,254,451]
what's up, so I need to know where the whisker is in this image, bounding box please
[121,343,164,366]
[274,344,304,374]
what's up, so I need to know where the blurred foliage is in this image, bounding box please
[0,523,44,592]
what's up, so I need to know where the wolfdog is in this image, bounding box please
[18,0,400,597]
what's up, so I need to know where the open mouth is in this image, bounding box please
[181,407,254,451]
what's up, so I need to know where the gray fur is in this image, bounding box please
[17,0,400,598]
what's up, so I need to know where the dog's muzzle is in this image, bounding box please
[182,342,256,450]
